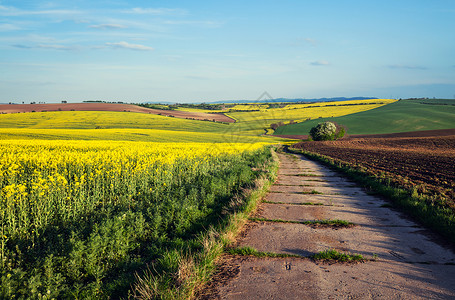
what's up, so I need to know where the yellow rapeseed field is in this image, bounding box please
[0,140,266,241]
[0,138,274,298]
[226,99,396,124]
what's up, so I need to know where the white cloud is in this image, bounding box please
[304,38,317,46]
[89,24,127,29]
[310,60,330,66]
[387,64,428,70]
[291,37,318,47]
[163,20,221,27]
[12,44,33,49]
[105,41,154,51]
[75,19,91,24]
[11,43,76,50]
[0,5,81,16]
[0,23,21,31]
[122,7,185,15]
[37,44,76,50]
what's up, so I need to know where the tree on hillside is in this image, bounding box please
[309,121,346,141]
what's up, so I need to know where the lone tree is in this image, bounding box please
[309,121,345,141]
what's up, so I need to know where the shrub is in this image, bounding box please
[309,122,336,141]
[334,124,346,140]
[309,122,346,141]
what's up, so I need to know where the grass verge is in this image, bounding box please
[289,147,455,246]
[131,148,279,299]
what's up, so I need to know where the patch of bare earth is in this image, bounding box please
[275,128,455,141]
[0,103,235,123]
[292,134,455,205]
[201,152,455,299]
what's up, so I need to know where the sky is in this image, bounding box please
[1,0,455,103]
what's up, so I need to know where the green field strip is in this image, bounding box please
[275,99,455,135]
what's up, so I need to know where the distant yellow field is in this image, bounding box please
[227,99,396,123]
[225,99,396,134]
[0,99,396,140]
[0,110,227,131]
[175,99,396,114]
[0,128,288,143]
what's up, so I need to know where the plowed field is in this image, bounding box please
[0,103,235,123]
[292,135,455,204]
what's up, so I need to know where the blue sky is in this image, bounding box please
[1,0,454,103]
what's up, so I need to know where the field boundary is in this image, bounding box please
[275,128,455,141]
[132,148,279,299]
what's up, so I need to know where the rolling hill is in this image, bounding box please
[274,99,455,136]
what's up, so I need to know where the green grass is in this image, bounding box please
[312,249,364,262]
[131,147,280,299]
[227,246,302,258]
[296,190,324,195]
[275,99,455,135]
[309,190,323,194]
[262,200,326,206]
[249,217,355,227]
[228,247,364,262]
[296,174,323,177]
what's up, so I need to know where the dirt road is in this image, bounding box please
[207,152,455,299]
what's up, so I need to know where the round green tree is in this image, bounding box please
[309,121,344,141]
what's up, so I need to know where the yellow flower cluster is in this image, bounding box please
[0,140,267,241]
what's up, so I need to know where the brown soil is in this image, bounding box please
[349,128,455,139]
[0,103,235,123]
[292,135,455,204]
[275,128,455,140]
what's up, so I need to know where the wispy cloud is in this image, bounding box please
[122,7,185,15]
[163,20,221,27]
[89,24,127,29]
[37,44,76,50]
[304,38,317,46]
[75,19,90,24]
[0,5,81,16]
[12,44,33,49]
[291,37,318,47]
[185,75,208,80]
[0,23,21,31]
[310,60,330,66]
[105,41,154,51]
[12,44,76,50]
[387,64,428,70]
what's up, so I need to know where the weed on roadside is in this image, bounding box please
[312,249,364,262]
